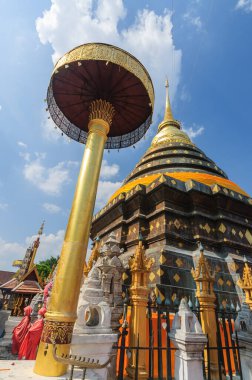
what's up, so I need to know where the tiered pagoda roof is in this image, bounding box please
[110,80,248,201]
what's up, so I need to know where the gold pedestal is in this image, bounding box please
[34,100,114,377]
[192,248,220,380]
[126,240,154,379]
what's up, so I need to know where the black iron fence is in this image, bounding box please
[115,300,243,380]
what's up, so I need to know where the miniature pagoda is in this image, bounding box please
[91,81,252,308]
[0,222,44,316]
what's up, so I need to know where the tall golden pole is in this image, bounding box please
[34,100,114,377]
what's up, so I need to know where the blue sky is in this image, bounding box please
[0,0,251,270]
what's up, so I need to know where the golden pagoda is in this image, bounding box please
[91,81,252,308]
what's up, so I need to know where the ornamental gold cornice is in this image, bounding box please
[151,137,194,148]
[53,43,154,110]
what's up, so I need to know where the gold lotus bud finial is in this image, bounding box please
[129,234,154,273]
[191,242,215,298]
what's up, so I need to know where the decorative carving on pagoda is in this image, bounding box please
[129,235,154,277]
[75,233,124,333]
[237,258,252,309]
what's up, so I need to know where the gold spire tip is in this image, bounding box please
[164,78,174,122]
[38,220,45,236]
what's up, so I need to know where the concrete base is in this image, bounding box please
[71,333,118,380]
[0,315,21,360]
[235,332,252,379]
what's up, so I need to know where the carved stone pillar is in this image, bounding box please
[169,298,207,380]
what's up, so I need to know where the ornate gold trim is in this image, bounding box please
[89,100,115,127]
[41,320,74,344]
[52,43,154,109]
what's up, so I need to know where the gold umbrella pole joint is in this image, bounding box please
[34,100,114,377]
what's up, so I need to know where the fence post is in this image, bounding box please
[191,244,219,380]
[169,298,207,380]
[126,236,154,379]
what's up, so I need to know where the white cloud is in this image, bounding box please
[0,237,25,270]
[96,180,122,208]
[42,113,61,141]
[0,105,2,111]
[183,12,202,30]
[23,154,78,195]
[17,141,27,149]
[43,202,61,213]
[0,203,8,210]
[36,1,182,122]
[19,152,30,162]
[180,86,191,102]
[236,0,252,12]
[182,123,204,140]
[100,160,119,179]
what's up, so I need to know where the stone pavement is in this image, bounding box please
[0,361,87,380]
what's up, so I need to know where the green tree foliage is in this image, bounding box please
[36,256,58,281]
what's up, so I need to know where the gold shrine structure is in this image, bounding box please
[0,222,44,316]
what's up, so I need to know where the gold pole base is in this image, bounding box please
[33,342,69,377]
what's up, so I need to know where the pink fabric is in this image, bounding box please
[12,306,32,355]
[38,307,46,317]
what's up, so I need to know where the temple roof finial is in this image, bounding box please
[38,220,45,236]
[164,79,174,122]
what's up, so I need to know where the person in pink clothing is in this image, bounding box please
[12,305,32,355]
[18,307,46,360]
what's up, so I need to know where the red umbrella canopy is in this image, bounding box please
[47,43,154,149]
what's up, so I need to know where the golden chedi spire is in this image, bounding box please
[151,79,193,147]
[164,79,174,122]
[237,259,252,309]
